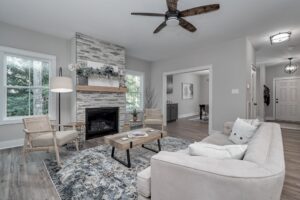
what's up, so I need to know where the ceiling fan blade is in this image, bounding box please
[179,18,197,32]
[166,0,178,12]
[180,4,220,17]
[131,12,165,17]
[154,21,167,34]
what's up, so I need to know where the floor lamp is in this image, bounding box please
[50,67,73,130]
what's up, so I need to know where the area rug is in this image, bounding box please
[44,136,191,200]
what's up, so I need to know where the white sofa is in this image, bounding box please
[137,122,285,200]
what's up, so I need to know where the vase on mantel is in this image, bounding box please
[88,75,119,87]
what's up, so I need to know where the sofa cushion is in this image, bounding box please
[188,142,248,159]
[229,118,257,144]
[137,166,151,198]
[31,130,78,147]
[243,123,273,164]
[202,133,234,145]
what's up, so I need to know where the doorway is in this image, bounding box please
[162,65,213,134]
[274,77,300,122]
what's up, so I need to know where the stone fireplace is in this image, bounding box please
[72,33,126,140]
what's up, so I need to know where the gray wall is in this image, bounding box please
[126,56,151,93]
[265,63,300,118]
[0,22,153,146]
[199,75,209,105]
[150,37,252,131]
[167,73,201,117]
[0,21,72,145]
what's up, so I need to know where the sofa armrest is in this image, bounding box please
[150,151,284,200]
[223,121,234,136]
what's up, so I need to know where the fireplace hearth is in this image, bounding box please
[85,107,119,140]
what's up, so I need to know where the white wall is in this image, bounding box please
[0,21,72,147]
[265,63,300,119]
[167,73,201,118]
[151,37,251,131]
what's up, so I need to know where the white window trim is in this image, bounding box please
[126,69,144,112]
[0,46,56,125]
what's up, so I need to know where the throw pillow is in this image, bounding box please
[229,118,257,144]
[188,142,248,160]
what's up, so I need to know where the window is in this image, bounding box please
[125,70,144,111]
[0,46,56,124]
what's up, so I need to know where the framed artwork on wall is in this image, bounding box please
[182,83,193,99]
[167,75,173,94]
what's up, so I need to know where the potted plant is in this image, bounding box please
[132,108,138,122]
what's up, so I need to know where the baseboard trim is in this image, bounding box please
[0,138,24,150]
[178,112,199,119]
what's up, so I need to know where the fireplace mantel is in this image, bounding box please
[76,85,127,93]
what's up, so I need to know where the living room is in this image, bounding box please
[0,0,299,200]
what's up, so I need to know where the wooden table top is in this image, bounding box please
[104,128,167,150]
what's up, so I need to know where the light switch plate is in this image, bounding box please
[232,89,239,94]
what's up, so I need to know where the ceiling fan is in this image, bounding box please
[131,0,220,34]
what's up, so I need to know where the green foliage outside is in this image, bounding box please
[126,74,141,111]
[6,55,49,117]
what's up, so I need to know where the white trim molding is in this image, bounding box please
[0,138,24,150]
[162,65,213,134]
[178,112,199,119]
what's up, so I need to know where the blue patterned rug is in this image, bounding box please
[44,136,192,200]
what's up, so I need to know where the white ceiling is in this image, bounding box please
[0,0,299,62]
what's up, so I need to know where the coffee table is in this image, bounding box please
[104,128,167,168]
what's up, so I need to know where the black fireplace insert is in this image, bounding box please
[85,107,119,140]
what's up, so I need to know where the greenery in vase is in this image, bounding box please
[132,108,138,118]
[76,66,119,79]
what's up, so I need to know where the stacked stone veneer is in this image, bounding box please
[75,33,126,137]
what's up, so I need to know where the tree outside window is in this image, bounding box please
[5,55,50,118]
[125,71,144,111]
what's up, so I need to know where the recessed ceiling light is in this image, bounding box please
[270,32,291,44]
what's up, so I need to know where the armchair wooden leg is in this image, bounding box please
[53,138,61,167]
[23,135,28,156]
[75,139,79,151]
[161,124,164,131]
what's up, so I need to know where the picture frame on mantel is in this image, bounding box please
[182,83,193,99]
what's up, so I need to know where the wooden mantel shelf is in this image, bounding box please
[76,85,127,93]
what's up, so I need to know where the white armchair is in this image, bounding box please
[22,115,79,166]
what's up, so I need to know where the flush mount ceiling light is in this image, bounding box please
[284,58,298,74]
[270,32,291,44]
[166,17,179,27]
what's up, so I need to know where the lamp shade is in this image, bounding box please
[50,76,73,93]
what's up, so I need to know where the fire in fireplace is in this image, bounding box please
[85,107,119,140]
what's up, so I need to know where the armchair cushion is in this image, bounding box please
[202,133,234,145]
[144,119,163,125]
[31,130,78,147]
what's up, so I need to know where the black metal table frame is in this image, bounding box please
[111,133,163,168]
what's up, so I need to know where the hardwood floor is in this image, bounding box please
[0,118,299,200]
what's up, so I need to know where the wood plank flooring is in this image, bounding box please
[0,118,299,200]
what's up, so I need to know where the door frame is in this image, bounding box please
[162,65,213,134]
[273,76,300,120]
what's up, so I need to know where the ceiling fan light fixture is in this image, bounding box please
[270,32,291,44]
[284,58,298,74]
[166,17,179,27]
